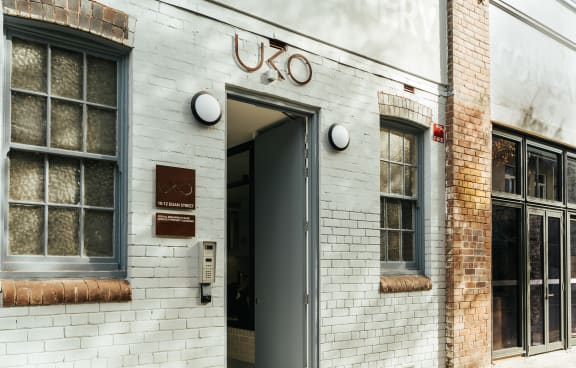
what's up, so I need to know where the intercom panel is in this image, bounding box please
[200,241,216,284]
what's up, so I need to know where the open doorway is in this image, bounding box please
[226,96,314,368]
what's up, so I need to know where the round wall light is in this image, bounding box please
[191,92,222,126]
[328,124,350,151]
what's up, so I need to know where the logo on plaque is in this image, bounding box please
[156,165,196,209]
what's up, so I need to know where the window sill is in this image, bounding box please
[379,274,432,293]
[1,279,131,307]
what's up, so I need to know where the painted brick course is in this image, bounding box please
[445,0,492,367]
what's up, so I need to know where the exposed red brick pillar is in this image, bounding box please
[445,0,491,367]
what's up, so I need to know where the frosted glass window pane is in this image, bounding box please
[380,230,387,261]
[84,210,113,257]
[51,47,83,99]
[84,160,115,207]
[87,56,117,106]
[11,92,47,146]
[51,99,82,150]
[404,135,416,164]
[388,231,400,261]
[402,232,414,262]
[405,167,416,197]
[9,205,44,255]
[87,107,116,155]
[380,129,389,160]
[49,157,80,204]
[9,151,44,202]
[48,208,79,256]
[390,164,403,194]
[380,197,386,228]
[401,200,413,230]
[380,161,389,193]
[386,199,400,229]
[390,131,403,162]
[11,38,47,92]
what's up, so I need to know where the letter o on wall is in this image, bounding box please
[287,54,312,85]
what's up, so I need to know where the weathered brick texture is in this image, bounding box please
[1,279,131,306]
[379,274,432,293]
[445,0,491,367]
[378,92,434,128]
[2,0,133,46]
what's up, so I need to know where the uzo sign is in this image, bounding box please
[234,33,312,85]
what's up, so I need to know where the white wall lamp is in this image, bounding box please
[191,91,222,126]
[328,124,350,151]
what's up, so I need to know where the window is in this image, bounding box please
[492,205,522,351]
[2,29,128,277]
[567,156,576,205]
[380,124,421,272]
[527,146,561,201]
[492,135,520,195]
[492,130,576,356]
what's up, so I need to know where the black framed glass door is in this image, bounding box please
[492,205,523,354]
[569,214,576,346]
[528,209,564,355]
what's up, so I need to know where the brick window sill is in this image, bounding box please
[380,274,432,293]
[1,279,131,307]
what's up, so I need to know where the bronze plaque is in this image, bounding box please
[156,165,195,209]
[156,213,196,237]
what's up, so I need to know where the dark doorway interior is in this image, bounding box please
[226,98,309,368]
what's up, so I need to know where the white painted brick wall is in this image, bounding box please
[0,0,445,367]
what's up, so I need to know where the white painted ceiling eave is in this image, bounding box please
[226,99,286,148]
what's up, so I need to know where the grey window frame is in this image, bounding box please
[379,119,424,275]
[1,18,129,278]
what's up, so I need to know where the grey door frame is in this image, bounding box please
[225,88,320,368]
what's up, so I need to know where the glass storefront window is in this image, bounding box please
[493,136,520,194]
[527,147,561,201]
[492,131,576,355]
[567,158,576,205]
[529,214,545,347]
[492,205,522,350]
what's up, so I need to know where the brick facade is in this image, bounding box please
[445,0,492,367]
[378,92,434,128]
[0,1,447,367]
[2,0,134,46]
